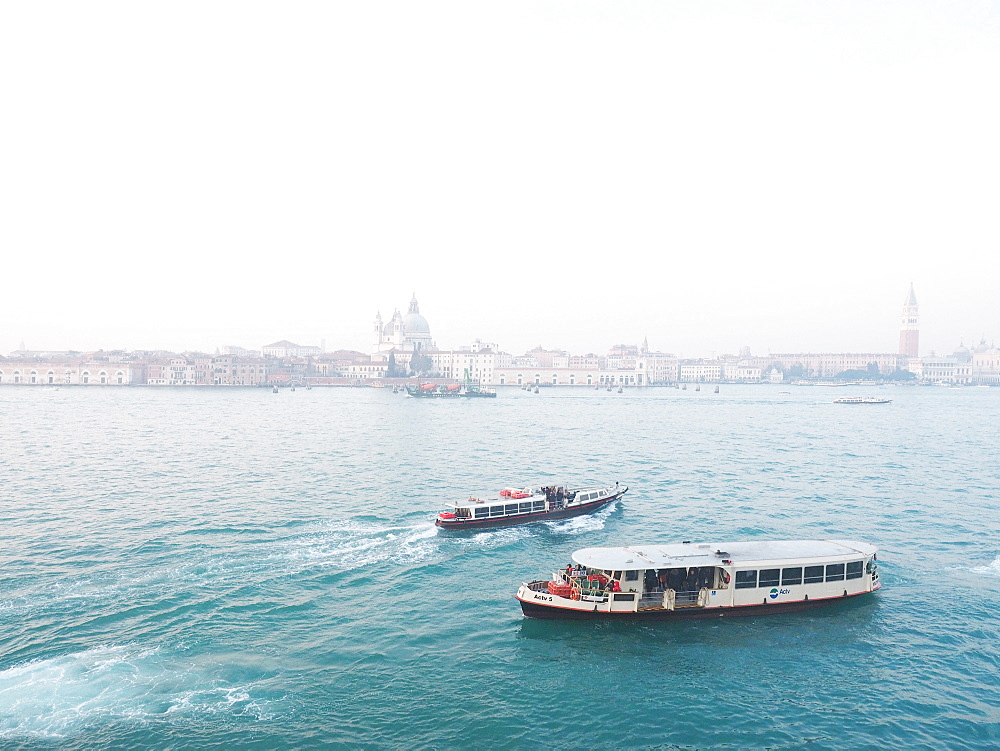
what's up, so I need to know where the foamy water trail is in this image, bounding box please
[268,520,441,572]
[0,644,271,740]
[969,555,1000,578]
[543,501,616,534]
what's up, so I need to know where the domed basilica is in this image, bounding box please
[372,294,435,355]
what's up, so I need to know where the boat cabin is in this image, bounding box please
[444,484,614,522]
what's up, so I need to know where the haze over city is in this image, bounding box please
[2,2,997,359]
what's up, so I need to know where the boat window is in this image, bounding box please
[612,593,636,601]
[804,565,824,584]
[504,504,518,515]
[734,570,757,589]
[846,561,864,580]
[624,570,639,581]
[781,567,802,586]
[518,502,532,514]
[758,569,780,588]
[490,506,505,517]
[532,501,545,511]
[825,563,846,582]
[475,508,489,518]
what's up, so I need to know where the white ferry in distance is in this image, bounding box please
[833,396,892,404]
[516,539,880,619]
[435,483,627,530]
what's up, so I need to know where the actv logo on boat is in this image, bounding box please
[769,588,779,599]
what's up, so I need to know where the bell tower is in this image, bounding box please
[899,283,919,358]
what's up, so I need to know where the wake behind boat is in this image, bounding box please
[435,482,626,530]
[516,539,880,619]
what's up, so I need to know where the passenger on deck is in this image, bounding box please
[644,570,659,592]
[684,568,699,591]
[698,567,712,590]
[611,579,621,592]
[668,568,684,591]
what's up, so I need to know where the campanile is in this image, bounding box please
[899,283,919,357]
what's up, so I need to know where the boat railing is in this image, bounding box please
[525,580,549,593]
[638,587,705,610]
[674,590,700,607]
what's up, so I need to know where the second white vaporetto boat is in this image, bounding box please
[516,539,880,619]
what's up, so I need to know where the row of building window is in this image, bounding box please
[734,562,865,589]
[0,371,124,384]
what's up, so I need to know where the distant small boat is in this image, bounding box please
[617,385,623,393]
[682,384,687,390]
[714,386,719,393]
[833,396,892,404]
[695,385,700,392]
[534,386,539,394]
[272,386,279,393]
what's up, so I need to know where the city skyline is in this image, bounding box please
[4,284,995,363]
[2,3,998,360]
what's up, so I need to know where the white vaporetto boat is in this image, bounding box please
[516,539,880,619]
[833,396,892,404]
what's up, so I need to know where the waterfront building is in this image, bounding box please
[222,345,260,357]
[0,358,134,385]
[916,352,961,384]
[427,340,510,384]
[512,346,567,368]
[312,351,367,377]
[971,339,1000,385]
[899,283,920,358]
[262,340,322,358]
[679,361,723,382]
[493,342,670,387]
[756,352,906,379]
[211,356,269,386]
[347,359,388,380]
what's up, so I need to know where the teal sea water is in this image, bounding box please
[1,385,998,749]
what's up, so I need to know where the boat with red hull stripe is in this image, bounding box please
[516,539,880,619]
[436,483,626,530]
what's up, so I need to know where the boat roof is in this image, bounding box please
[571,539,877,570]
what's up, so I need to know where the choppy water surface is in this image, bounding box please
[1,385,998,749]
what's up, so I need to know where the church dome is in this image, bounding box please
[403,311,430,334]
[403,294,431,336]
[953,343,971,362]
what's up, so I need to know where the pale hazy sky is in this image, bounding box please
[2,1,997,359]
